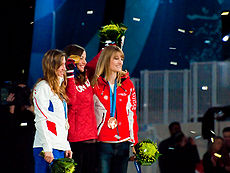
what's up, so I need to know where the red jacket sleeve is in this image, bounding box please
[130,82,139,145]
[66,77,77,106]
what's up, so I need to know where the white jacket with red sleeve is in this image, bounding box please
[33,80,71,152]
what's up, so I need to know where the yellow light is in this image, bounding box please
[211,137,214,143]
[214,153,222,158]
[221,11,229,16]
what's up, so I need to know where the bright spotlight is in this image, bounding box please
[221,11,229,16]
[222,35,230,42]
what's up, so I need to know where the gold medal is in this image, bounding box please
[69,55,80,63]
[108,117,118,129]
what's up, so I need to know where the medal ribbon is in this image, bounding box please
[134,161,142,173]
[108,80,117,118]
[63,100,67,120]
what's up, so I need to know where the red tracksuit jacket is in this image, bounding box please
[93,73,139,145]
[66,50,102,142]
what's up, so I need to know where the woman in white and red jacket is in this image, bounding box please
[32,49,72,173]
[91,45,139,173]
[64,44,101,173]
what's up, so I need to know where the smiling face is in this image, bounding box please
[76,51,87,72]
[109,51,124,73]
[56,56,66,77]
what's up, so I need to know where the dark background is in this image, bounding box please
[2,0,230,86]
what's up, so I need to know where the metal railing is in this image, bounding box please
[131,61,230,126]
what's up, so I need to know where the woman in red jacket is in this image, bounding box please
[64,44,99,173]
[91,45,139,173]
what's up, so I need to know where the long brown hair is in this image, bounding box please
[91,45,127,86]
[32,49,68,102]
[64,44,87,84]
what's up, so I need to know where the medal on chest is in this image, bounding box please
[108,117,118,129]
[107,80,118,129]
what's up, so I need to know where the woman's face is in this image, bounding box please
[109,51,124,73]
[213,138,223,152]
[77,51,87,72]
[57,56,66,77]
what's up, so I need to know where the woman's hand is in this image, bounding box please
[65,150,73,159]
[129,146,137,161]
[132,146,136,154]
[6,93,15,102]
[44,151,54,163]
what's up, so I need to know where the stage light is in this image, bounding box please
[194,136,201,140]
[170,61,177,65]
[178,28,185,33]
[204,40,211,44]
[87,10,93,14]
[190,130,196,134]
[222,34,230,42]
[133,17,140,22]
[221,11,229,16]
[214,153,222,158]
[202,86,208,90]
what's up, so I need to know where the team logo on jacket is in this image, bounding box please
[118,93,127,96]
[76,80,90,92]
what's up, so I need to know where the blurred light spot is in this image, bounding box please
[221,11,229,15]
[190,130,196,134]
[222,35,230,42]
[195,136,201,140]
[87,10,93,14]
[20,122,27,126]
[169,47,176,50]
[189,30,194,34]
[170,61,177,66]
[30,21,34,24]
[81,22,85,26]
[133,17,141,22]
[178,29,185,33]
[211,137,214,143]
[204,40,211,44]
[210,130,215,135]
[202,86,208,90]
[214,153,222,158]
[168,147,174,150]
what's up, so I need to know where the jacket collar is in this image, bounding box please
[97,72,130,86]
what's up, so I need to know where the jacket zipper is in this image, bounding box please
[116,106,119,141]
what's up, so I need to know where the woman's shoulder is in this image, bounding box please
[34,80,51,92]
[35,80,48,88]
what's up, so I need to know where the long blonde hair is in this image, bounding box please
[91,45,127,86]
[33,49,68,102]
